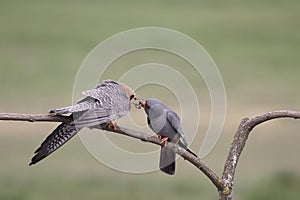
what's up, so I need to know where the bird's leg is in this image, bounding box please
[157,135,169,146]
[106,121,117,131]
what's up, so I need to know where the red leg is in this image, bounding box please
[157,135,168,146]
[106,121,117,131]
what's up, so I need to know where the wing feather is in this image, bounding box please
[166,111,188,147]
[74,80,130,126]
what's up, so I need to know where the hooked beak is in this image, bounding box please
[130,94,137,101]
[132,98,146,109]
[139,100,147,108]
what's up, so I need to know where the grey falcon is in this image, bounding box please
[140,98,196,175]
[29,80,136,166]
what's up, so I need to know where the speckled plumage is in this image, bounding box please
[30,80,134,165]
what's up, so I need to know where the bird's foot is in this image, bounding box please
[106,121,117,131]
[158,135,169,146]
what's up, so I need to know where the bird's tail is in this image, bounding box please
[159,142,197,175]
[159,146,176,175]
[29,122,82,166]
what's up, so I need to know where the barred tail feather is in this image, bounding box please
[29,122,81,166]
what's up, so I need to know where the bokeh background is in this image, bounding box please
[1,0,300,199]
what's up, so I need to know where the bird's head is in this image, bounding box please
[139,98,165,117]
[119,83,136,101]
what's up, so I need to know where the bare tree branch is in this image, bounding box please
[220,110,300,200]
[0,113,72,123]
[2,110,300,200]
[0,112,226,192]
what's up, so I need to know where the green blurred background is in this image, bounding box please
[1,0,300,199]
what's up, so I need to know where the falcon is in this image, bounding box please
[29,80,136,166]
[140,98,196,175]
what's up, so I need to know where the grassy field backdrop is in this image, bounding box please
[1,0,300,199]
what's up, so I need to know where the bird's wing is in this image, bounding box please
[166,111,188,147]
[82,80,120,102]
[75,81,130,126]
[50,80,122,115]
[51,80,130,126]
